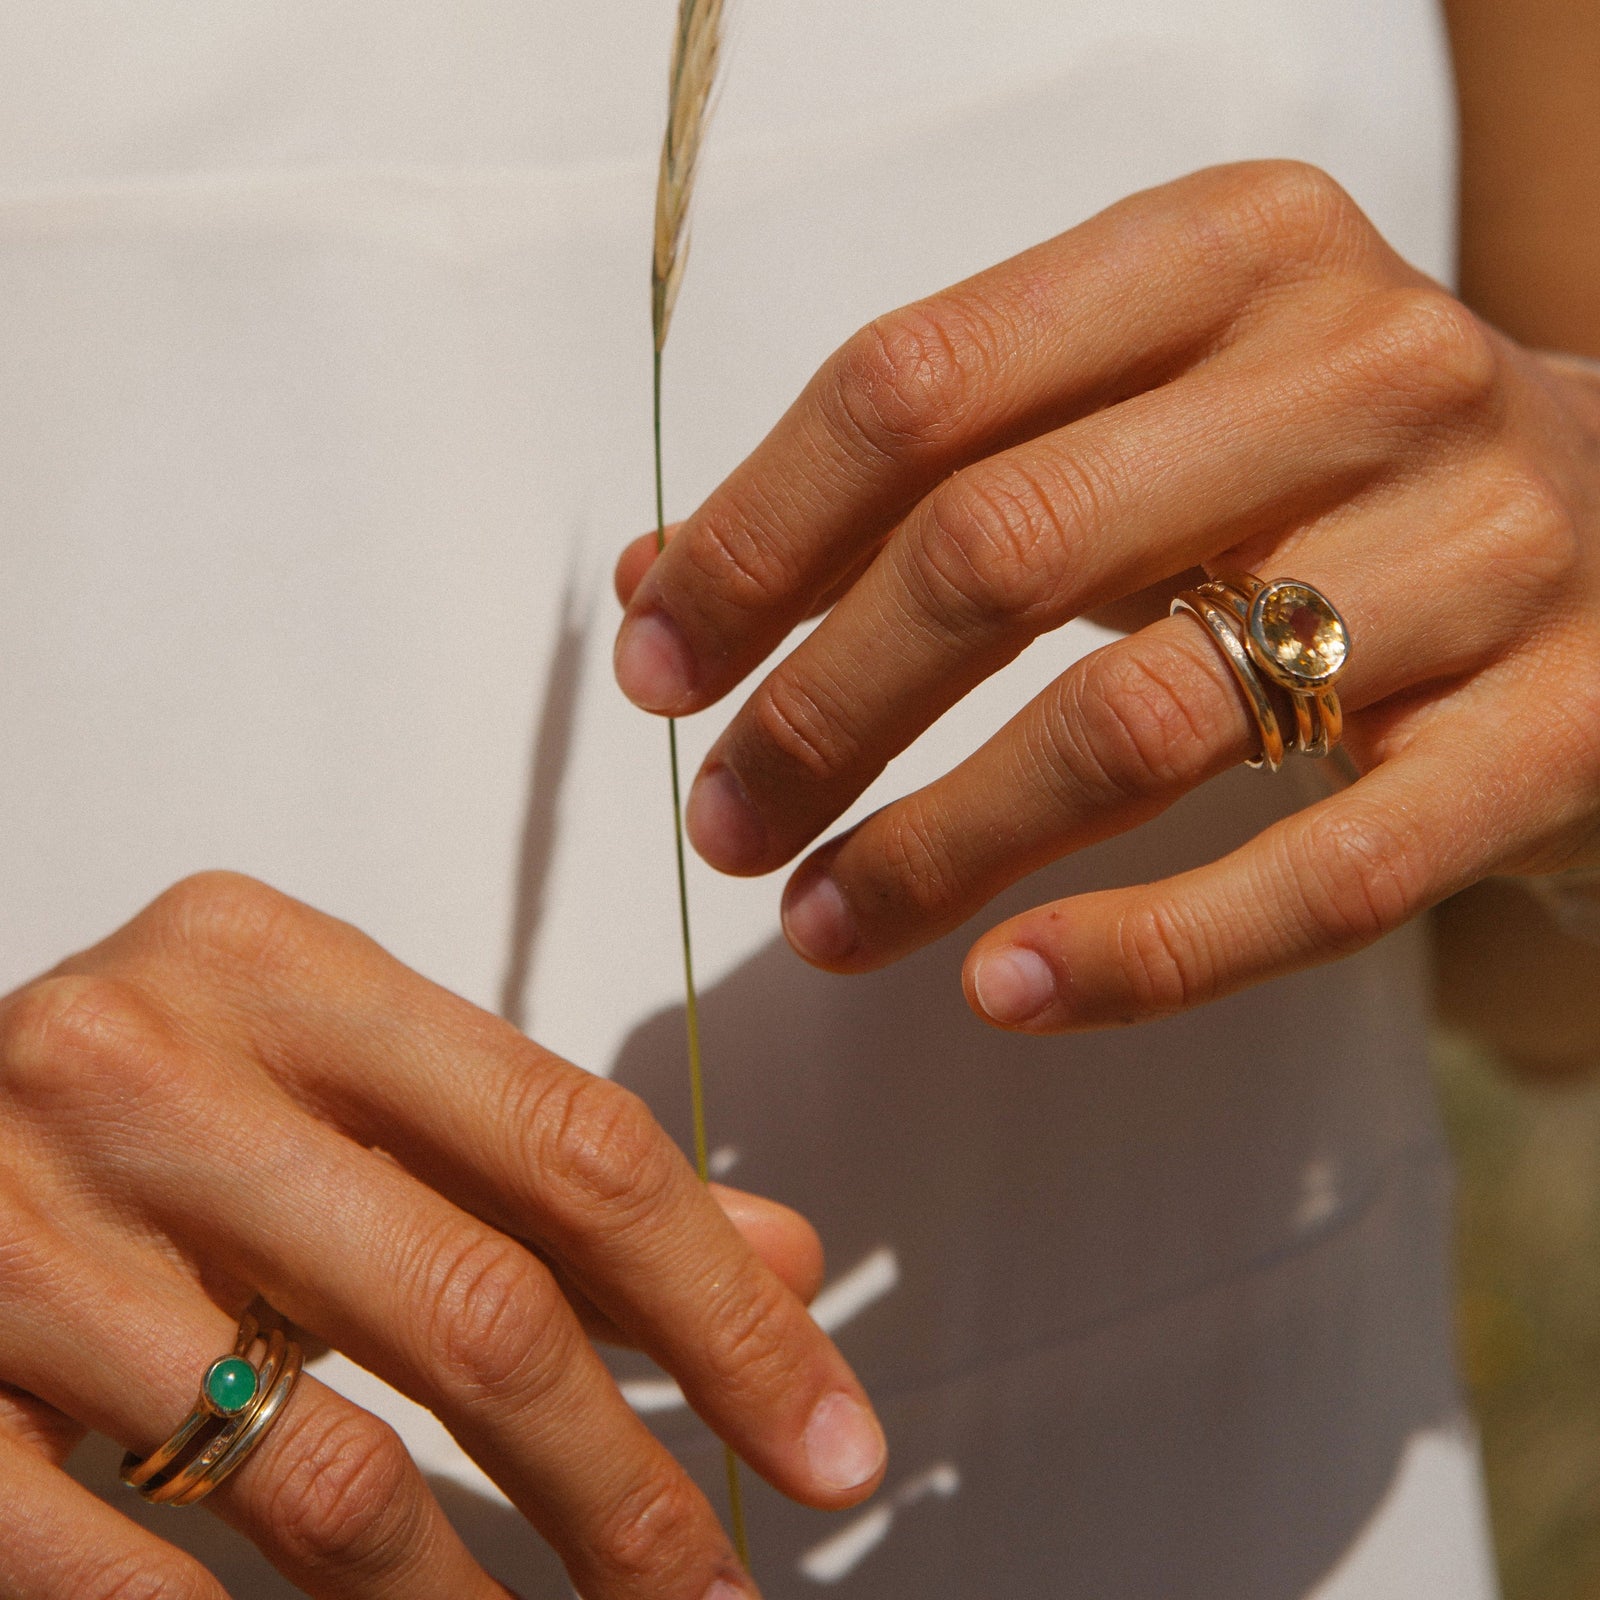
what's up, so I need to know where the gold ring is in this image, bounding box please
[121,1306,303,1506]
[1239,576,1350,691]
[1196,579,1339,757]
[1200,573,1348,760]
[1170,590,1286,771]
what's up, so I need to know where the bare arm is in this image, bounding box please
[1446,0,1600,357]
[1435,0,1600,1071]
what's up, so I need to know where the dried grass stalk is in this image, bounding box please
[648,0,750,1569]
[652,0,725,352]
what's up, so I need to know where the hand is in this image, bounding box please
[0,873,884,1600]
[613,161,1600,1032]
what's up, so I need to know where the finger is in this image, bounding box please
[0,1187,509,1600]
[208,1148,763,1600]
[963,727,1508,1032]
[615,525,678,609]
[778,491,1548,980]
[559,1187,827,1348]
[101,876,884,1515]
[0,1424,227,1600]
[775,616,1251,972]
[12,1008,764,1600]
[683,285,1503,874]
[709,1185,826,1306]
[213,1083,872,1531]
[614,161,1390,714]
[0,1382,84,1465]
[618,528,887,625]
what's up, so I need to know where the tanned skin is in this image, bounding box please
[1433,0,1600,1075]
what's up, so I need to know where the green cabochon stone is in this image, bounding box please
[204,1356,258,1416]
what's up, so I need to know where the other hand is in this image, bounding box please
[0,873,883,1600]
[614,161,1600,1032]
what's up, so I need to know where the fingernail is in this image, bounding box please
[615,609,693,711]
[703,1581,752,1600]
[687,765,767,872]
[782,874,857,964]
[804,1391,886,1493]
[972,947,1057,1024]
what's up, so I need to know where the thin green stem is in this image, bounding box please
[652,344,751,1570]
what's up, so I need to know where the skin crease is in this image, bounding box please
[612,1,1600,1053]
[0,876,882,1600]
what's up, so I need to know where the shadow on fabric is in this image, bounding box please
[73,769,1463,1598]
[594,764,1464,1597]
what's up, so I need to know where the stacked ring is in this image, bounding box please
[1171,572,1350,770]
[120,1306,303,1507]
[1169,588,1288,771]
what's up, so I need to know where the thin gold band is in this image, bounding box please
[162,1338,303,1506]
[1170,590,1286,771]
[120,1310,302,1507]
[119,1314,263,1493]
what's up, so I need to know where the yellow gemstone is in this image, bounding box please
[1248,582,1348,688]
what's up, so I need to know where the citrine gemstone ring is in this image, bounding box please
[1234,575,1351,692]
[121,1306,303,1506]
[1174,572,1350,768]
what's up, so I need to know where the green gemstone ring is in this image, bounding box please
[120,1305,303,1507]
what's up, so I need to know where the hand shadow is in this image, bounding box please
[601,761,1467,1598]
[69,766,1466,1599]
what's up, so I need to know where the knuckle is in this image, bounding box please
[874,799,967,924]
[0,975,177,1109]
[418,1225,565,1402]
[917,460,1078,625]
[1357,287,1499,417]
[700,1264,807,1398]
[591,1468,706,1591]
[679,500,799,615]
[830,298,996,457]
[1114,899,1216,1017]
[1067,646,1223,800]
[1231,160,1361,267]
[141,871,313,976]
[531,1071,682,1230]
[1475,468,1582,600]
[1288,808,1430,949]
[749,668,857,784]
[264,1402,420,1576]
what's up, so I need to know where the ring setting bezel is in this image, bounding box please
[201,1355,260,1418]
[1244,580,1350,691]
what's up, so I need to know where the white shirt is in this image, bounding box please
[0,2,1497,1594]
